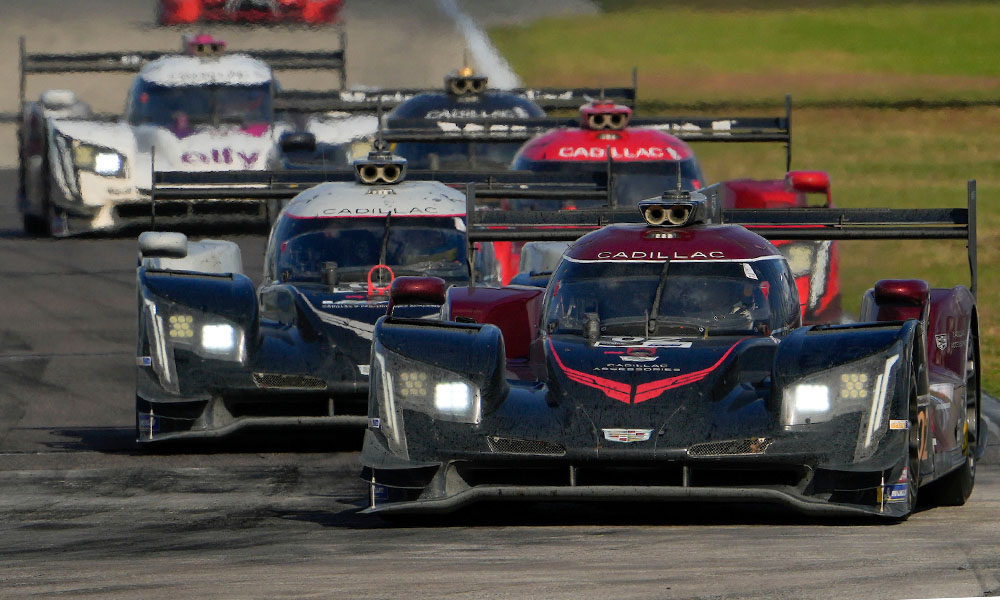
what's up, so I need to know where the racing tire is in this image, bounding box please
[23,159,61,237]
[22,213,50,236]
[896,371,921,520]
[924,326,979,506]
[21,149,54,236]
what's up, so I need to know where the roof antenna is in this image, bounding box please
[375,98,386,153]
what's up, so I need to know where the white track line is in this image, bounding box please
[435,0,521,89]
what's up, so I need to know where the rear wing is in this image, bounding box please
[149,169,610,214]
[18,32,347,110]
[383,95,793,170]
[273,83,637,114]
[463,180,978,296]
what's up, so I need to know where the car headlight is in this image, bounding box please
[388,354,481,424]
[201,323,239,355]
[166,311,245,362]
[72,142,127,177]
[782,353,900,443]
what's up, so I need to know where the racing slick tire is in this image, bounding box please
[23,159,62,237]
[896,371,922,520]
[924,326,980,506]
[22,210,49,236]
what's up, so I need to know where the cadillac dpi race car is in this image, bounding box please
[134,151,608,444]
[386,97,842,323]
[361,181,983,520]
[157,0,343,25]
[277,66,638,171]
[16,34,348,236]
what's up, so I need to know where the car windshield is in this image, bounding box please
[392,141,522,171]
[267,216,468,285]
[512,158,703,207]
[544,258,797,337]
[129,81,272,128]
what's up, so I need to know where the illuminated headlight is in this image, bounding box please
[162,309,244,362]
[201,324,237,353]
[435,381,474,417]
[94,152,123,176]
[787,383,830,415]
[782,354,899,429]
[391,360,481,424]
[72,142,127,177]
[782,243,815,277]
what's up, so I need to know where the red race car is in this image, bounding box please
[158,0,343,25]
[516,100,842,324]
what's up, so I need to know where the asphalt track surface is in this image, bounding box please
[3,2,1000,599]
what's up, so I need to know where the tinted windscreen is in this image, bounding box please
[267,216,468,284]
[129,81,272,127]
[544,258,796,337]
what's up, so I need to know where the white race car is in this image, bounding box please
[17,34,357,235]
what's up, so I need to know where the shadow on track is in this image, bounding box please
[280,497,895,530]
[44,426,365,455]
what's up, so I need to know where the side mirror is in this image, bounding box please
[387,276,446,317]
[785,170,832,206]
[873,279,930,307]
[279,131,316,153]
[138,231,187,259]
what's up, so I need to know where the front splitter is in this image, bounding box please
[362,484,899,520]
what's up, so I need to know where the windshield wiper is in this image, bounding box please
[645,259,672,337]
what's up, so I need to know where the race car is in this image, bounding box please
[157,0,343,25]
[277,66,638,171]
[134,150,609,444]
[360,180,983,520]
[16,34,348,236]
[386,98,841,323]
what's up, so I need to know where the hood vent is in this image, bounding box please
[252,372,327,391]
[687,437,771,457]
[486,436,566,456]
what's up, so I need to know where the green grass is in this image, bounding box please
[490,4,1000,391]
[492,3,1000,105]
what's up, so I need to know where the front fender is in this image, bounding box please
[774,321,921,465]
[368,318,508,459]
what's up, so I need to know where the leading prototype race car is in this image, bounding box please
[360,181,983,520]
[16,34,348,235]
[134,151,609,444]
[157,0,343,25]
